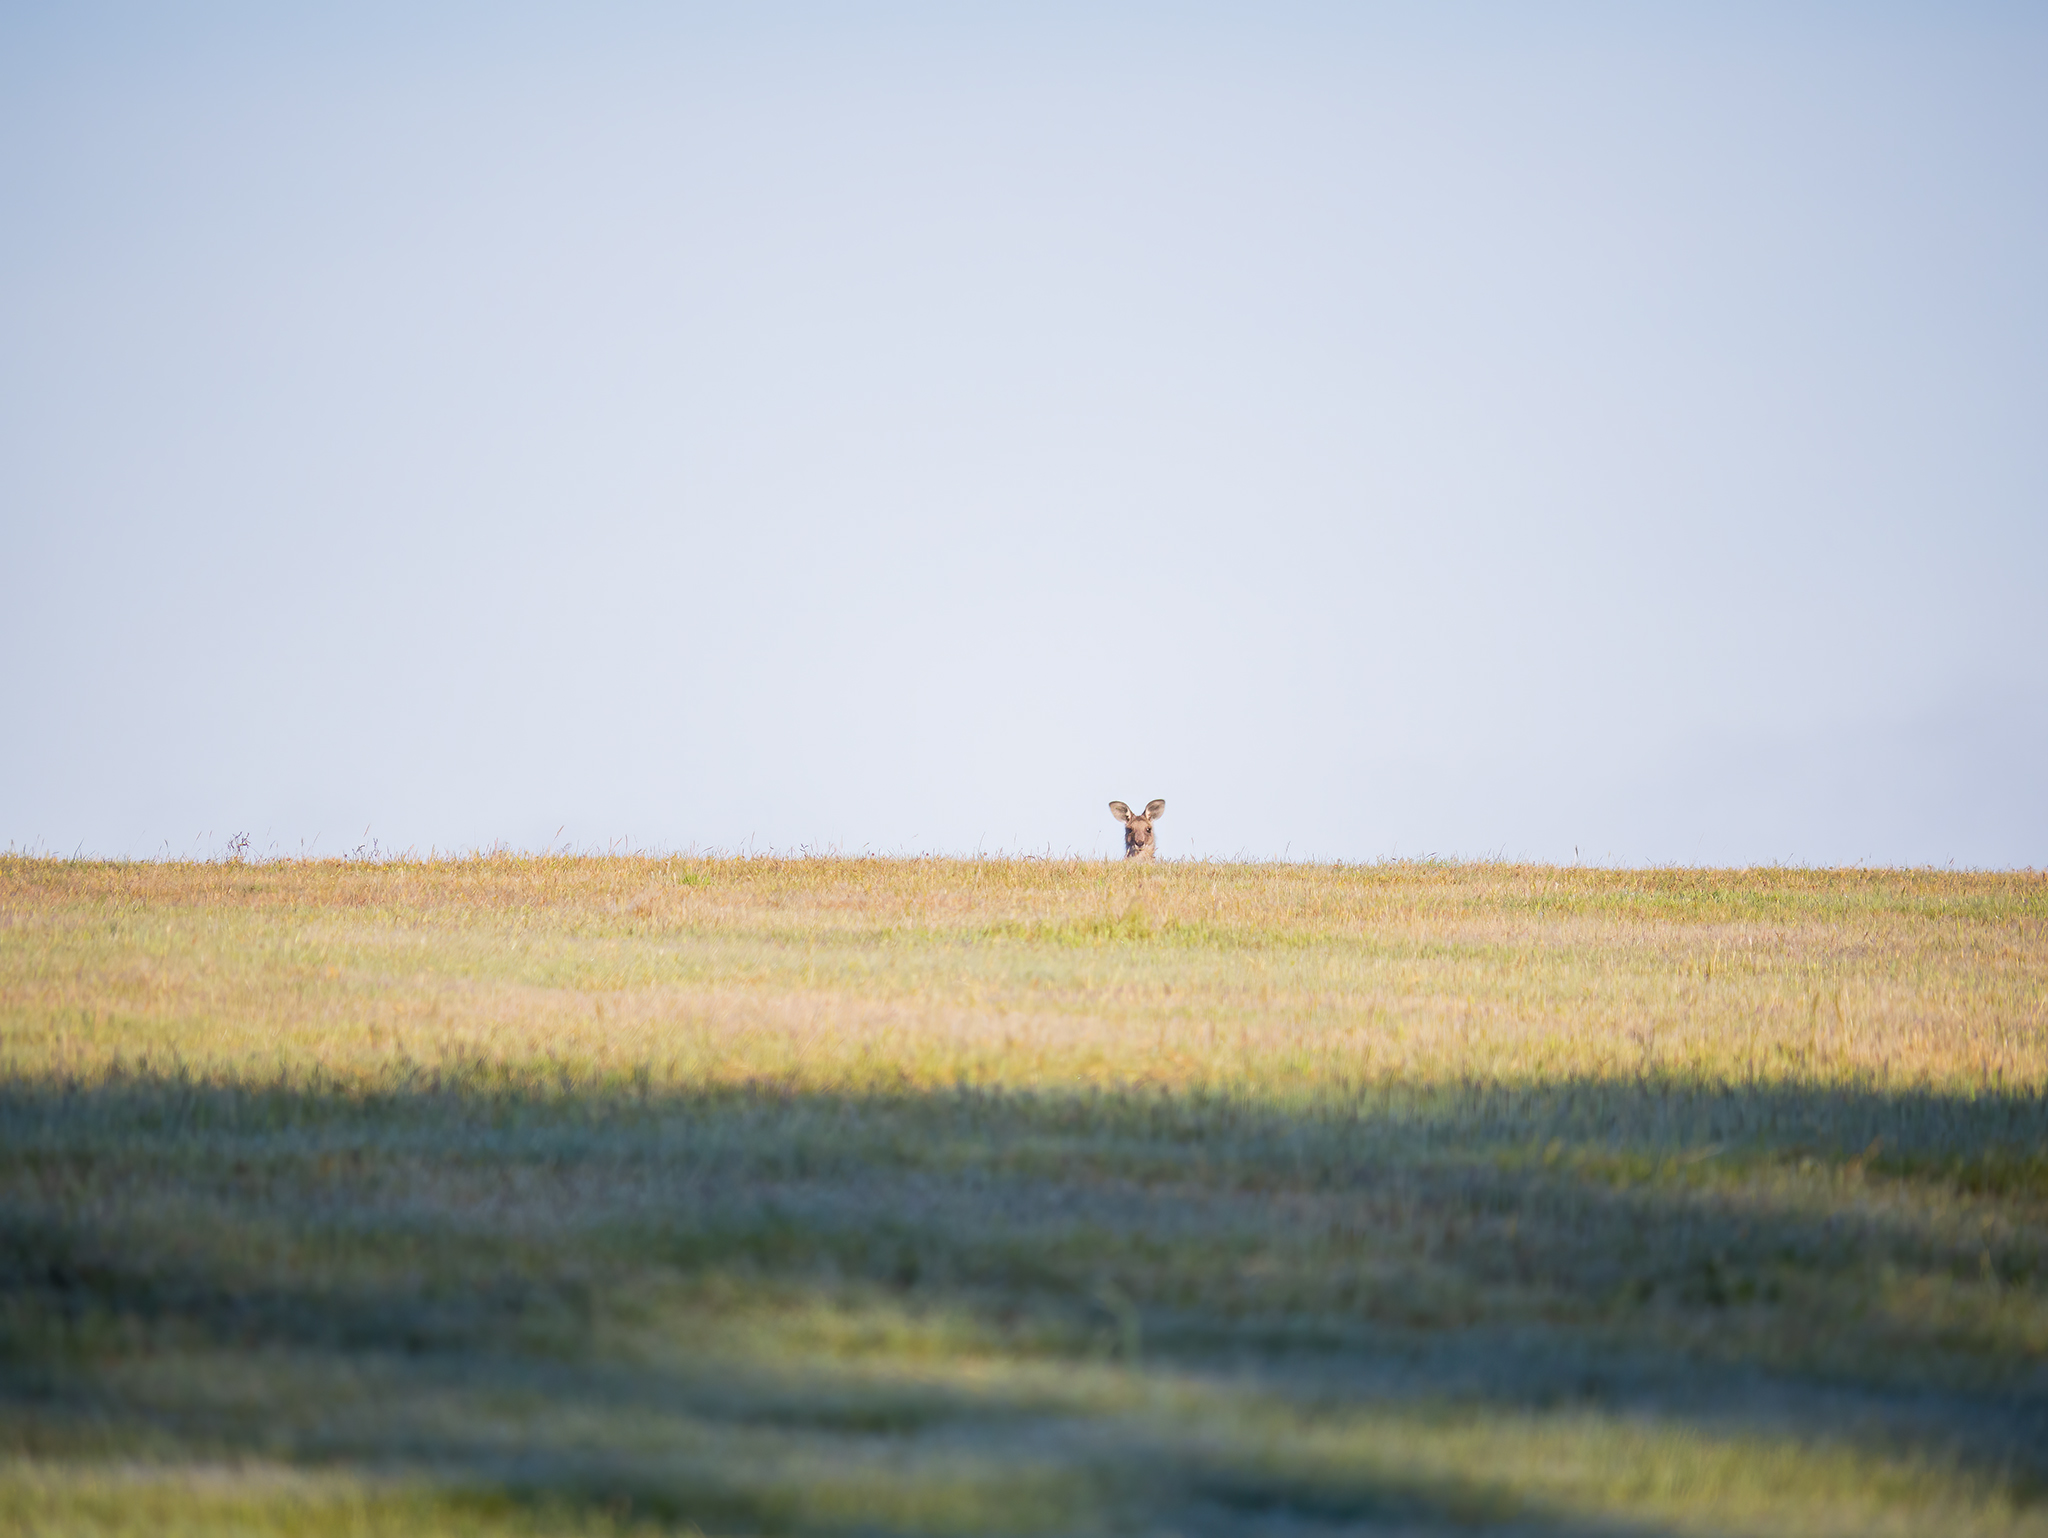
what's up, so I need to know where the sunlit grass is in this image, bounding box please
[2,854,2044,1534]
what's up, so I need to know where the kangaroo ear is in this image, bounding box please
[1108,801,1132,824]
[1142,799,1165,820]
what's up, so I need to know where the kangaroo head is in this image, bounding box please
[1108,799,1166,860]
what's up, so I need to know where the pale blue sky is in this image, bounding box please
[4,4,2044,864]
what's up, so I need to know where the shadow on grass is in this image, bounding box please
[3,1070,2044,1534]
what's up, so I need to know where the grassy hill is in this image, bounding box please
[2,854,2044,1535]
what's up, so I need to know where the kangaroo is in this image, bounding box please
[1108,799,1166,860]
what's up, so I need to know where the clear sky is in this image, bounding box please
[4,3,2043,865]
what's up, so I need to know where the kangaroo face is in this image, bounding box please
[1108,799,1166,860]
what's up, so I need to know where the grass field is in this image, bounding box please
[2,852,2044,1536]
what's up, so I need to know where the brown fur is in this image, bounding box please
[1108,799,1166,860]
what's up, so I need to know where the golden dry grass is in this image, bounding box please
[2,854,2044,1535]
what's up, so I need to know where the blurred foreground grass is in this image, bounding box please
[1,853,2044,1535]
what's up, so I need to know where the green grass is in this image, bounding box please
[2,854,2044,1534]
